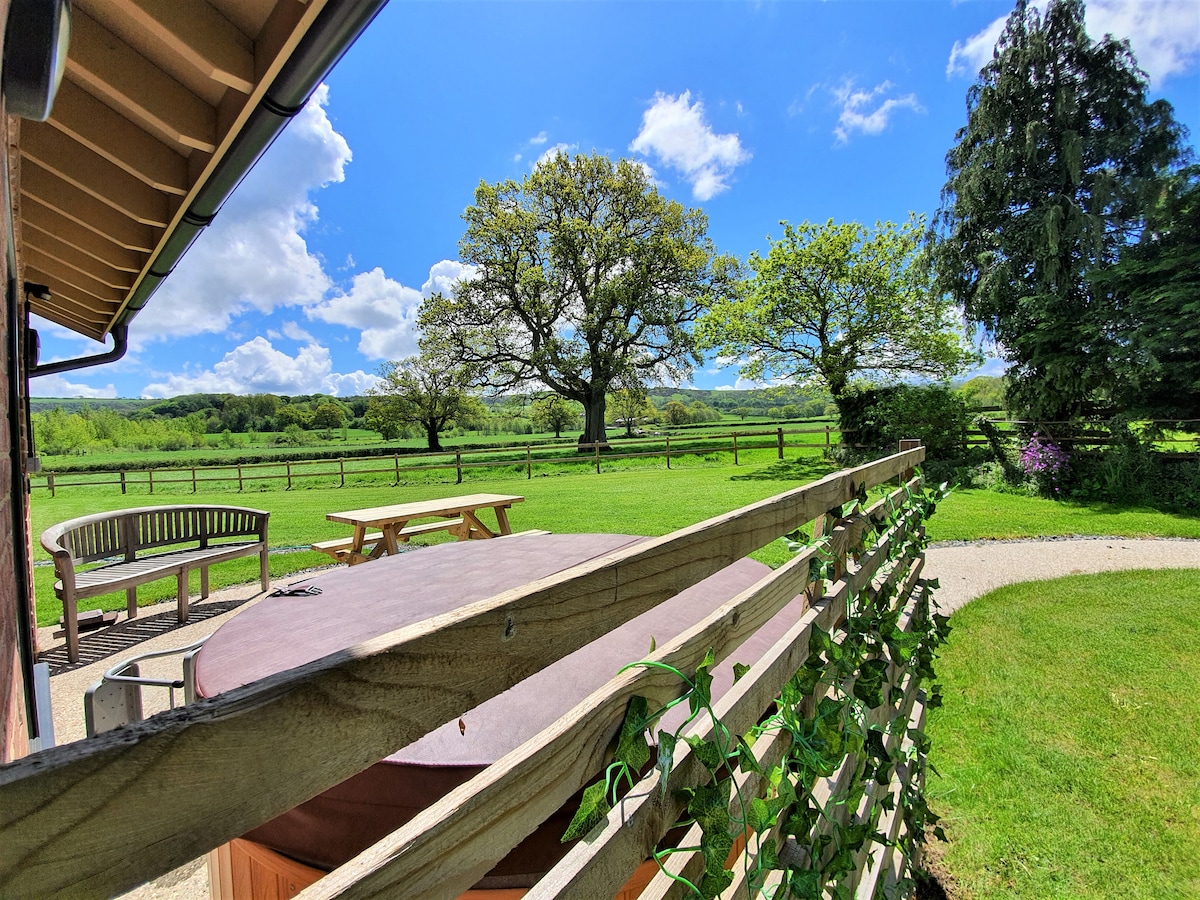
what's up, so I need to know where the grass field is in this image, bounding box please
[925,570,1200,899]
[29,446,1200,626]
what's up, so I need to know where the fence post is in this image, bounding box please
[47,473,55,498]
[825,425,831,449]
[526,445,532,479]
[339,458,345,488]
[733,433,739,466]
[777,427,784,460]
[286,461,292,490]
[394,453,400,485]
[898,438,922,483]
[455,452,463,485]
[237,464,244,492]
[665,434,671,469]
[191,467,197,493]
[594,441,600,475]
[119,471,126,495]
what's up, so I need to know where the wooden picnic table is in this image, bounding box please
[313,493,524,564]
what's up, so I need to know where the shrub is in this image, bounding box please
[839,384,971,460]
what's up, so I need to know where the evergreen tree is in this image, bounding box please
[933,0,1185,421]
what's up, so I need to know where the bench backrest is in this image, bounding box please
[43,505,270,564]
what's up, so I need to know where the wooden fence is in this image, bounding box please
[0,446,936,898]
[32,426,846,497]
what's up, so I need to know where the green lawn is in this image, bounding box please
[925,570,1200,899]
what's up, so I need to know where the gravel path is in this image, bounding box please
[34,537,1200,899]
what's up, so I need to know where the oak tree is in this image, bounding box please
[366,355,480,451]
[419,152,739,444]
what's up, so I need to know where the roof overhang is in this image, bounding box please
[11,0,385,351]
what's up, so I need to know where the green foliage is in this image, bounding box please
[563,480,953,898]
[366,355,480,451]
[529,395,582,439]
[699,216,978,414]
[933,0,1186,421]
[955,375,1006,411]
[837,384,971,461]
[419,151,739,444]
[1091,167,1200,420]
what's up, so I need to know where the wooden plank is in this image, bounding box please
[20,123,172,226]
[22,201,146,272]
[23,231,135,290]
[25,256,127,306]
[0,451,921,897]
[49,77,190,195]
[65,8,217,153]
[21,163,156,252]
[306,544,820,900]
[106,0,256,94]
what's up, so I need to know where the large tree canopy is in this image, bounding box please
[366,355,481,451]
[698,216,977,414]
[933,0,1185,421]
[418,152,739,444]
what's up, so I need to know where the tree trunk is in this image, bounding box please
[425,421,443,452]
[581,394,608,446]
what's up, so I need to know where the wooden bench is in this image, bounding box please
[41,505,271,663]
[311,518,465,563]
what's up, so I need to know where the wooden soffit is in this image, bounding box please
[13,0,334,342]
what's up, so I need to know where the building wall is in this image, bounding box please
[0,0,33,764]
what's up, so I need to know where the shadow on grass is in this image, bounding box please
[729,457,837,482]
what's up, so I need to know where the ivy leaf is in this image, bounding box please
[615,696,651,771]
[686,734,726,771]
[688,780,732,834]
[561,780,611,842]
[656,729,677,796]
[699,869,735,899]
[733,662,751,683]
[758,835,781,871]
[747,796,771,832]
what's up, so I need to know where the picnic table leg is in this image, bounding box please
[494,505,512,536]
[125,587,138,620]
[382,524,400,556]
[347,524,372,566]
[200,567,210,600]
[460,510,494,540]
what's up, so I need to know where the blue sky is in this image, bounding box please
[32,0,1200,399]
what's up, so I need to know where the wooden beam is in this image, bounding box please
[21,163,157,253]
[25,273,117,325]
[27,303,108,342]
[0,450,922,898]
[25,250,131,303]
[48,79,189,196]
[24,230,135,290]
[21,124,172,227]
[23,202,146,273]
[112,0,255,94]
[66,8,217,153]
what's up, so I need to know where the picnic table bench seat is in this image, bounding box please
[41,505,270,662]
[310,518,466,562]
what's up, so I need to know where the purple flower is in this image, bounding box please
[1019,434,1069,493]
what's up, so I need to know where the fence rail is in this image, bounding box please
[0,448,934,898]
[32,426,846,497]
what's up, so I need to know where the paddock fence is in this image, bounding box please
[0,446,938,898]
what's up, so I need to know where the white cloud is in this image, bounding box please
[306,261,477,361]
[629,91,750,201]
[535,142,578,167]
[28,374,118,399]
[832,80,923,144]
[134,84,351,340]
[529,130,548,145]
[281,321,316,343]
[140,337,377,397]
[947,0,1200,84]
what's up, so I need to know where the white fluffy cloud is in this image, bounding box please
[535,142,578,167]
[28,373,118,399]
[630,91,750,201]
[306,261,477,361]
[947,0,1200,83]
[140,337,376,398]
[135,85,350,340]
[832,80,923,144]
